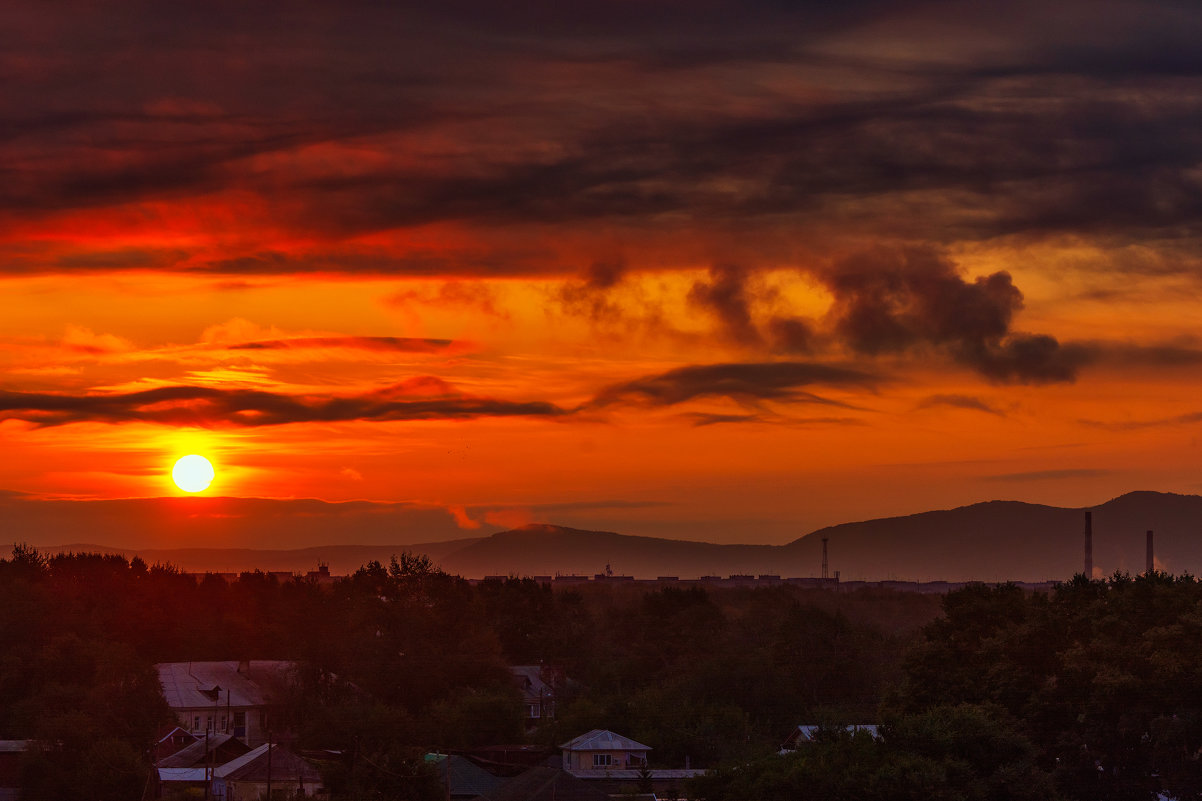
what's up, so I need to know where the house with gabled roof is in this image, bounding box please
[157,732,251,769]
[559,729,706,794]
[560,729,649,772]
[510,665,557,726]
[210,742,323,801]
[156,660,296,747]
[425,753,505,799]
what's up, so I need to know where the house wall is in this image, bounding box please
[564,749,643,771]
[174,706,272,747]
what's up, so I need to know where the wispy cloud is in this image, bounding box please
[917,394,1005,416]
[226,336,454,353]
[0,383,566,427]
[589,361,881,408]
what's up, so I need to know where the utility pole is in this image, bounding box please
[265,731,272,800]
[203,722,210,800]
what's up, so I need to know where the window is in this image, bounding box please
[220,715,227,731]
[527,704,540,719]
[234,711,246,728]
[206,715,213,732]
[593,754,614,767]
[193,716,201,731]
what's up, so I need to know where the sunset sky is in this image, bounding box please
[4,1,1202,550]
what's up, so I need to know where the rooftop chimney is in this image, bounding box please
[1147,530,1154,575]
[1084,511,1093,578]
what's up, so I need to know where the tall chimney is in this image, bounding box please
[821,537,829,581]
[1084,511,1093,578]
[1146,530,1154,575]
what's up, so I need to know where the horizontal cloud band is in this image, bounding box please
[0,361,885,427]
[0,385,566,427]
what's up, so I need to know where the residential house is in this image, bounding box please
[158,733,251,770]
[560,730,705,795]
[210,743,324,801]
[510,666,557,725]
[425,754,505,799]
[156,660,297,747]
[560,730,649,772]
[153,725,198,762]
[0,741,29,801]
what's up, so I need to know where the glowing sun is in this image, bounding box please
[172,454,215,493]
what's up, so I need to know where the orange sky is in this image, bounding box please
[3,1,1202,547]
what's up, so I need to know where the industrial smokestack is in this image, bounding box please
[1084,511,1093,578]
[1147,530,1154,575]
[821,537,829,581]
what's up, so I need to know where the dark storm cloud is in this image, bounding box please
[590,362,880,408]
[556,260,632,322]
[226,336,454,353]
[686,265,813,353]
[822,248,1020,354]
[687,265,761,346]
[821,247,1087,383]
[0,0,1201,266]
[0,384,565,427]
[957,334,1090,385]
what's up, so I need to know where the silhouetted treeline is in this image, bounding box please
[0,545,939,799]
[694,572,1202,801]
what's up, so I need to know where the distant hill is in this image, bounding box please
[436,523,780,578]
[781,490,1202,582]
[21,491,1202,582]
[435,492,1202,582]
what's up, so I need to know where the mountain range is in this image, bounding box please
[31,490,1202,582]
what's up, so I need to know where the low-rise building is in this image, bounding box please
[559,729,706,795]
[510,666,557,725]
[156,660,297,747]
[211,743,324,801]
[0,741,29,801]
[560,730,649,772]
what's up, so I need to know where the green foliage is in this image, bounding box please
[891,573,1202,800]
[689,707,1055,801]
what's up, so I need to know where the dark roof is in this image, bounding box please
[426,754,505,798]
[559,729,650,752]
[217,744,322,783]
[156,661,296,709]
[156,733,250,767]
[481,767,609,801]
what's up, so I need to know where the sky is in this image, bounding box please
[3,0,1202,550]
